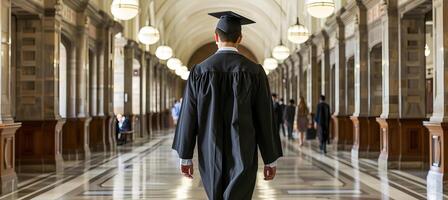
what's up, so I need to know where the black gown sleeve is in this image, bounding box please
[172,70,198,159]
[253,68,283,164]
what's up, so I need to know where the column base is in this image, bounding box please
[62,117,92,160]
[376,117,400,170]
[16,120,65,173]
[423,121,448,181]
[350,116,368,159]
[89,116,107,152]
[331,115,346,151]
[427,170,447,199]
[105,115,117,152]
[343,116,354,151]
[0,123,21,195]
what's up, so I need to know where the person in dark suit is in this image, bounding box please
[278,98,286,137]
[283,99,296,140]
[314,95,331,154]
[116,114,131,144]
[272,93,280,137]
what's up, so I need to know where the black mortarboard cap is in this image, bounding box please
[209,11,255,33]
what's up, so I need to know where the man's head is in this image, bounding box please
[272,93,278,100]
[289,99,295,105]
[320,95,326,102]
[214,29,242,47]
[116,114,123,122]
[209,11,255,48]
[279,98,284,104]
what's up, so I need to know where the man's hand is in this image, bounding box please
[181,164,194,179]
[264,166,276,181]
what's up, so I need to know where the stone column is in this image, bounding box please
[321,32,331,100]
[307,40,319,114]
[376,0,400,169]
[332,17,348,150]
[145,52,152,136]
[398,13,428,168]
[89,17,110,152]
[103,19,120,151]
[350,2,371,158]
[123,40,140,135]
[15,0,65,172]
[0,0,21,194]
[62,10,92,160]
[423,0,448,188]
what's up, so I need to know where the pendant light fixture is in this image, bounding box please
[263,57,278,71]
[288,2,310,44]
[138,1,160,45]
[155,45,173,60]
[272,0,290,61]
[167,58,182,70]
[181,71,190,80]
[138,26,160,45]
[111,0,139,21]
[306,0,335,19]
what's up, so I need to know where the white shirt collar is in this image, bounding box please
[217,47,238,52]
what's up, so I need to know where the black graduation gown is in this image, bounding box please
[172,50,283,200]
[314,102,331,142]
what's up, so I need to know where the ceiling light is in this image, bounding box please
[138,26,160,45]
[288,19,310,44]
[306,0,335,18]
[167,58,182,70]
[155,45,173,60]
[263,58,278,70]
[111,0,139,21]
[272,45,290,61]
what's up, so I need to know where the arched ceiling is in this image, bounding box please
[152,0,286,65]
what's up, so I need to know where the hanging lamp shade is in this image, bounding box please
[306,0,335,18]
[111,0,139,21]
[155,45,173,60]
[181,71,190,80]
[138,26,160,45]
[167,58,182,70]
[272,45,290,61]
[288,20,310,44]
[263,58,278,70]
[175,66,188,76]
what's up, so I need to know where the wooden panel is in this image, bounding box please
[15,120,64,172]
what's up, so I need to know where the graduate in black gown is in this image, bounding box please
[172,11,283,200]
[314,95,331,153]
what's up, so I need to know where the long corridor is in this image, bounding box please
[0,131,441,200]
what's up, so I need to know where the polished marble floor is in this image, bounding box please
[1,131,447,200]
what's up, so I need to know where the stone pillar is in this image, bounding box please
[0,0,21,194]
[123,40,139,135]
[376,0,400,169]
[398,13,428,168]
[103,19,120,151]
[89,16,113,152]
[145,52,152,136]
[351,2,371,158]
[62,11,91,160]
[423,0,448,189]
[15,0,65,172]
[367,44,382,157]
[307,40,319,114]
[332,17,348,150]
[321,32,331,101]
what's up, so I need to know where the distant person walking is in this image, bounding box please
[272,93,280,137]
[314,95,331,154]
[171,98,182,125]
[278,98,286,137]
[283,99,296,140]
[296,96,309,146]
